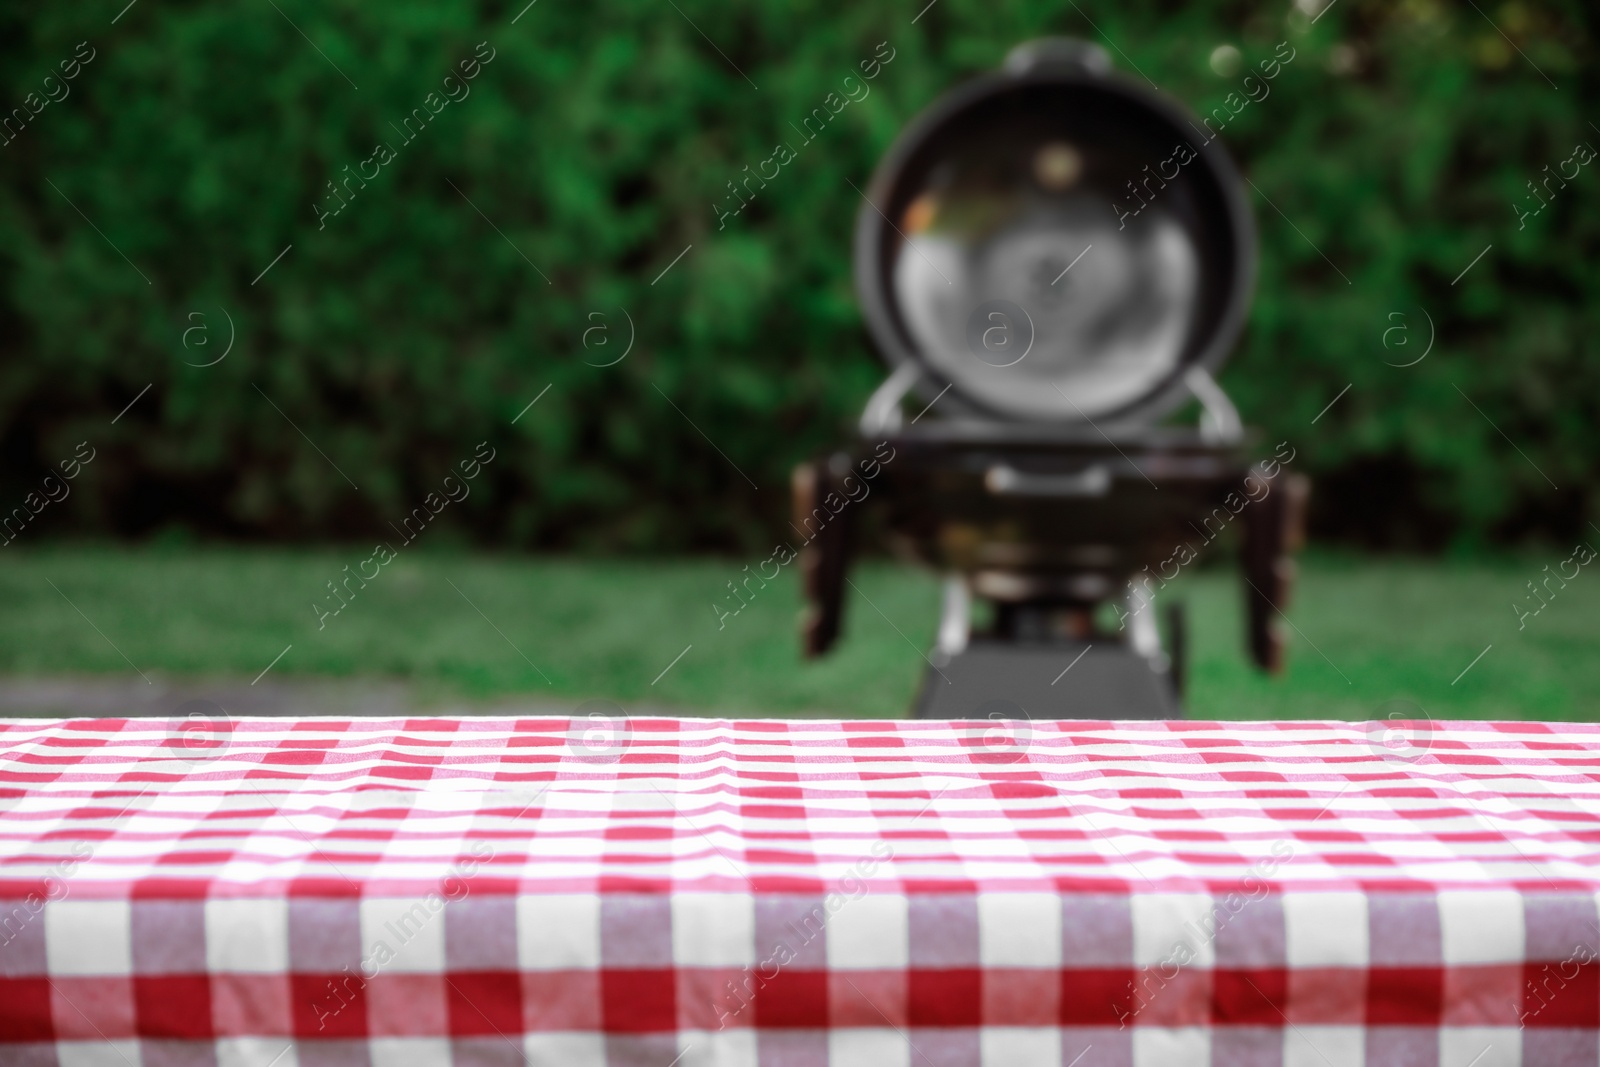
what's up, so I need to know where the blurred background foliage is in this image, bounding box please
[0,0,1595,554]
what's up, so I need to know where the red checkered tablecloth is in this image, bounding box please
[3,716,1599,1067]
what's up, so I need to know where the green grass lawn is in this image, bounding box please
[0,545,1595,720]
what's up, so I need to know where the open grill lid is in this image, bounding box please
[853,39,1257,428]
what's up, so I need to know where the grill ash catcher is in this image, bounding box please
[794,39,1308,720]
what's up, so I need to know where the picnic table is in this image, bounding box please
[2,715,1597,1066]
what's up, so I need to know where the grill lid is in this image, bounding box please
[854,39,1257,427]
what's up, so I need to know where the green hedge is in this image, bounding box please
[1,0,1595,551]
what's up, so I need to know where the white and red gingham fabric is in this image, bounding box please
[3,715,1600,1067]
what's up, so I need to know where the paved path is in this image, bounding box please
[0,676,680,719]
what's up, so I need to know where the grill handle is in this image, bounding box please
[983,463,1113,498]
